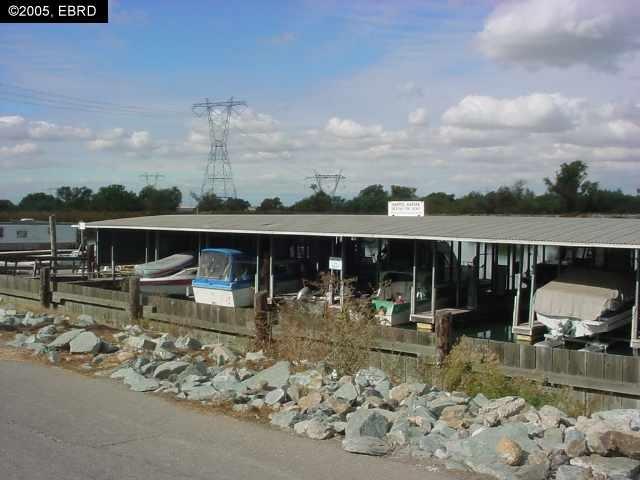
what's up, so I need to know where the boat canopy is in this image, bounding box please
[196,249,255,283]
[134,253,194,278]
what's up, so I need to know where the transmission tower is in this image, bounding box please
[140,172,164,187]
[192,97,247,199]
[306,170,346,196]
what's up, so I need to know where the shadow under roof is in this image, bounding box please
[84,214,640,249]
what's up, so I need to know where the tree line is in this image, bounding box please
[2,161,639,216]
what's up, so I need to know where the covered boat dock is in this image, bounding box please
[83,214,640,351]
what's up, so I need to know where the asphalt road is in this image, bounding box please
[0,359,473,480]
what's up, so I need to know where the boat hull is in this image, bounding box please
[537,309,632,338]
[192,285,254,307]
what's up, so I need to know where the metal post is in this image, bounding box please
[144,231,149,263]
[448,241,454,283]
[376,238,382,288]
[512,246,522,328]
[49,215,57,281]
[154,232,159,261]
[456,242,462,307]
[527,245,538,330]
[197,232,202,262]
[95,230,100,276]
[269,236,274,299]
[110,244,115,281]
[483,243,488,279]
[631,249,639,349]
[255,236,261,292]
[340,237,345,307]
[411,240,417,315]
[474,242,480,308]
[506,244,512,291]
[431,241,437,321]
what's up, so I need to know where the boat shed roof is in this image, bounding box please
[84,214,640,249]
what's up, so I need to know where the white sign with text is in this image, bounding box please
[387,201,424,217]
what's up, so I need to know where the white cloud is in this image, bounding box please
[397,81,423,98]
[0,142,39,156]
[408,107,428,126]
[325,117,383,139]
[442,93,581,132]
[477,0,640,71]
[87,128,155,154]
[28,120,91,140]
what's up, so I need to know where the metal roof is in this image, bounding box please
[84,214,640,249]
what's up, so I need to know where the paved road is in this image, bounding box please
[0,360,472,480]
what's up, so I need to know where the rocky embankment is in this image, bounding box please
[1,306,640,480]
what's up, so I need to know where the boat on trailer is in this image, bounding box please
[134,253,195,278]
[139,267,198,297]
[534,267,634,343]
[192,249,256,307]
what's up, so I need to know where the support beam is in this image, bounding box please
[144,231,149,263]
[95,230,100,275]
[527,245,538,330]
[448,241,454,283]
[631,249,639,349]
[340,237,345,306]
[473,243,480,308]
[512,246,522,329]
[255,236,261,292]
[376,238,382,289]
[111,244,116,281]
[154,232,159,261]
[49,215,57,282]
[431,241,437,321]
[483,243,488,280]
[456,242,462,308]
[269,236,274,300]
[411,240,417,315]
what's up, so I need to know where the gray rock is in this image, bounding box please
[265,388,287,406]
[212,369,240,391]
[480,396,527,426]
[48,329,85,349]
[417,433,447,454]
[153,361,190,379]
[47,350,60,364]
[237,367,254,381]
[538,427,564,452]
[187,385,218,401]
[305,419,334,440]
[210,345,237,366]
[154,348,176,361]
[564,428,587,458]
[539,405,569,428]
[21,314,51,328]
[270,410,303,429]
[111,366,136,380]
[333,382,358,403]
[126,335,156,351]
[236,361,290,391]
[74,314,95,327]
[342,436,391,456]
[245,350,266,362]
[25,342,47,354]
[124,372,160,392]
[7,333,28,348]
[0,315,19,329]
[571,455,640,479]
[175,336,201,350]
[354,367,388,388]
[471,393,490,408]
[36,324,57,343]
[69,331,102,354]
[345,408,391,440]
[289,370,323,390]
[556,465,591,480]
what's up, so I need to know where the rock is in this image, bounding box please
[333,382,358,403]
[270,410,303,430]
[538,427,564,452]
[209,345,237,366]
[245,350,266,362]
[342,436,391,456]
[187,385,218,401]
[429,394,467,416]
[36,324,58,343]
[116,351,136,363]
[440,405,470,429]
[354,367,388,388]
[123,371,160,392]
[496,437,525,466]
[111,366,136,380]
[293,420,311,435]
[100,341,118,354]
[389,383,425,403]
[74,314,95,327]
[305,419,334,440]
[298,391,323,413]
[69,331,102,354]
[539,405,569,428]
[480,396,527,426]
[212,369,240,391]
[232,403,250,414]
[48,329,85,349]
[175,336,201,350]
[593,409,640,432]
[152,361,190,379]
[289,370,323,390]
[154,348,176,361]
[126,335,156,351]
[556,465,592,480]
[47,350,60,364]
[326,396,351,415]
[578,416,640,458]
[345,408,390,440]
[0,315,18,330]
[599,431,640,459]
[236,361,290,391]
[265,388,287,406]
[571,455,640,479]
[471,393,490,409]
[7,333,28,348]
[237,367,254,381]
[21,315,50,328]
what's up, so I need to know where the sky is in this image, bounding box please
[1,0,640,206]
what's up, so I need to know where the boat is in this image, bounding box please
[140,267,198,297]
[534,267,634,339]
[192,249,255,307]
[134,253,195,278]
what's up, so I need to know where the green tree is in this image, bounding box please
[139,186,182,212]
[56,186,93,210]
[544,161,589,212]
[223,197,251,212]
[347,184,389,213]
[0,199,15,211]
[257,197,284,212]
[291,191,334,212]
[423,192,456,214]
[389,185,417,201]
[195,193,223,211]
[91,184,141,211]
[19,192,59,211]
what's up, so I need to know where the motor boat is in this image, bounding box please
[534,267,634,340]
[139,267,198,297]
[134,253,194,278]
[192,249,255,307]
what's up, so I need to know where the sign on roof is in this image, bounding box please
[388,201,424,217]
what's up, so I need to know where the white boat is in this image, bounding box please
[192,249,255,307]
[140,267,198,297]
[534,267,634,339]
[134,253,194,278]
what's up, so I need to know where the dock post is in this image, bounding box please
[340,237,345,307]
[39,266,51,309]
[49,215,57,286]
[631,249,639,350]
[128,276,141,321]
[435,311,453,367]
[110,244,115,280]
[255,236,261,292]
[376,238,382,288]
[527,245,538,331]
[512,245,522,330]
[254,291,270,348]
[154,232,159,261]
[456,242,462,307]
[144,231,149,263]
[268,236,274,300]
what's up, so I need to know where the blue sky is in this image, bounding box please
[1,0,640,205]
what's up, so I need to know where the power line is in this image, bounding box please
[140,173,165,187]
[192,97,247,200]
[305,170,346,197]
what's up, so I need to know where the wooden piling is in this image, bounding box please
[39,266,51,308]
[254,290,270,348]
[435,311,453,367]
[128,276,141,321]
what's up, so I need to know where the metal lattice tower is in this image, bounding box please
[306,170,346,196]
[140,172,164,187]
[192,97,247,199]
